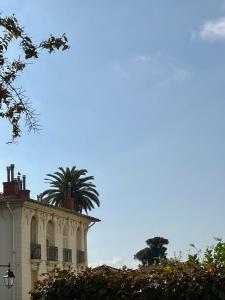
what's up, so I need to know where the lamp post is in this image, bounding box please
[0,263,15,288]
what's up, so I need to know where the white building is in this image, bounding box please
[0,164,100,300]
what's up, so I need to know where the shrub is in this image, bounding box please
[30,263,225,300]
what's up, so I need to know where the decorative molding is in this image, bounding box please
[23,207,36,225]
[31,260,40,271]
[56,216,64,234]
[38,211,48,230]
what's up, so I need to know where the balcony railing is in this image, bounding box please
[31,243,41,259]
[63,248,72,262]
[47,246,58,261]
[77,250,85,264]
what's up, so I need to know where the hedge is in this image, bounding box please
[30,262,225,300]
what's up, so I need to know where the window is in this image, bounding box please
[63,224,69,249]
[76,227,85,264]
[30,216,41,259]
[46,220,55,247]
[46,221,58,261]
[76,227,81,250]
[31,216,38,244]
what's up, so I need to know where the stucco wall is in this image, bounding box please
[0,205,23,300]
[0,206,13,300]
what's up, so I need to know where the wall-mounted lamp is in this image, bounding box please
[0,263,15,288]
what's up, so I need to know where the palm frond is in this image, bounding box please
[41,166,100,214]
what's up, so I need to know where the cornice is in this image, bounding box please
[23,200,95,224]
[0,197,100,224]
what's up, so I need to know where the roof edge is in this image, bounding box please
[0,197,100,223]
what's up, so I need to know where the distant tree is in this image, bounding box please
[134,247,151,267]
[42,166,100,214]
[0,14,69,141]
[134,236,169,266]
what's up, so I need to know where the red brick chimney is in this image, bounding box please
[65,182,74,210]
[3,181,19,196]
[65,196,74,210]
[2,164,30,200]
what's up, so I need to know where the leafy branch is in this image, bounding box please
[0,14,69,142]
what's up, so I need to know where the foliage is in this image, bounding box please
[134,236,169,266]
[0,14,69,141]
[30,263,225,300]
[203,238,225,265]
[42,166,100,214]
[187,253,200,264]
[186,239,225,266]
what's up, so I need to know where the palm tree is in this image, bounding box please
[41,166,100,214]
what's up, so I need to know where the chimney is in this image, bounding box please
[18,174,30,200]
[17,175,21,190]
[6,167,10,182]
[65,196,74,210]
[22,175,26,190]
[10,164,15,181]
[2,164,30,200]
[3,181,19,196]
[65,182,74,210]
[3,165,19,196]
[18,189,30,200]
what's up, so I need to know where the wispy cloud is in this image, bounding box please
[199,17,225,41]
[112,53,191,84]
[113,63,129,79]
[89,257,139,269]
[89,257,124,268]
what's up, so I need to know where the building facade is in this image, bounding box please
[0,165,99,300]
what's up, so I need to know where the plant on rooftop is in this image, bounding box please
[41,166,100,214]
[0,14,69,142]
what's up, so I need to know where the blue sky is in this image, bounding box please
[1,0,225,267]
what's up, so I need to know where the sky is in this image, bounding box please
[1,0,225,268]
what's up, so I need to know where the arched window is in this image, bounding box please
[63,224,69,249]
[46,220,55,247]
[30,216,41,260]
[76,227,85,264]
[46,220,58,261]
[76,227,81,250]
[63,224,72,262]
[31,216,38,244]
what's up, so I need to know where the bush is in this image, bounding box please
[30,263,225,300]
